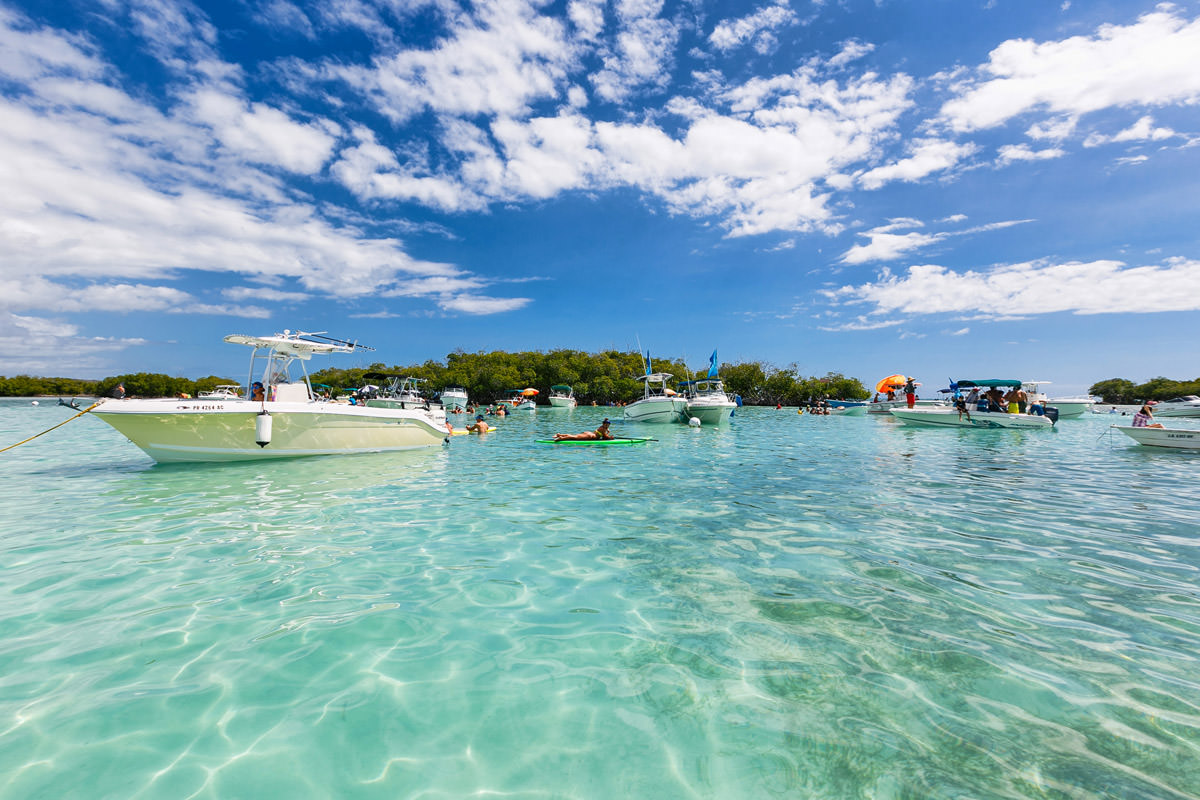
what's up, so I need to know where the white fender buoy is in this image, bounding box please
[688,416,701,427]
[30,400,39,406]
[255,409,272,447]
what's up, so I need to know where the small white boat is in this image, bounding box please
[440,387,469,412]
[92,331,449,463]
[548,385,577,409]
[679,378,736,426]
[624,373,688,424]
[364,375,444,422]
[502,390,537,410]
[1152,396,1200,418]
[198,384,242,399]
[1022,382,1093,418]
[1113,425,1200,449]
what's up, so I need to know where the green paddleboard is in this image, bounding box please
[535,437,652,445]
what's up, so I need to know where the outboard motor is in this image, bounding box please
[1044,405,1060,424]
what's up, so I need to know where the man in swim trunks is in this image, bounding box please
[467,414,490,433]
[553,418,614,441]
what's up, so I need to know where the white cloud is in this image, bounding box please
[709,1,797,53]
[826,258,1200,317]
[0,8,528,318]
[590,0,679,103]
[840,217,1033,264]
[330,0,573,122]
[0,313,148,375]
[859,139,977,190]
[950,327,970,336]
[828,39,875,68]
[1026,116,1076,140]
[997,143,1065,163]
[940,8,1200,133]
[1083,115,1178,147]
[439,295,532,314]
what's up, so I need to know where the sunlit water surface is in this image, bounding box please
[2,399,1199,799]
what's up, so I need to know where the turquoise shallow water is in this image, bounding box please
[2,398,1200,799]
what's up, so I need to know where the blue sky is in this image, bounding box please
[2,0,1198,395]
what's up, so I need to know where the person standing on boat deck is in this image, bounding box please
[985,387,1005,412]
[1004,387,1021,414]
[1015,387,1029,413]
[553,418,614,441]
[903,377,916,409]
[1132,404,1164,428]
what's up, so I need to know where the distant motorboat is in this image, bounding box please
[679,378,736,426]
[198,384,242,399]
[548,385,577,409]
[1021,382,1092,418]
[502,389,537,411]
[440,387,469,412]
[1113,424,1200,449]
[624,373,688,424]
[1151,395,1200,418]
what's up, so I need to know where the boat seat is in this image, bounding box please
[272,383,311,402]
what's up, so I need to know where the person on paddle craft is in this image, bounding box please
[467,414,490,433]
[553,418,614,441]
[1132,404,1164,429]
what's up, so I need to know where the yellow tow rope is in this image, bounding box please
[0,400,103,454]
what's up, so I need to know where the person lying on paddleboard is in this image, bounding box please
[553,418,614,441]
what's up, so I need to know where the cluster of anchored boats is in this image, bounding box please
[88,332,1200,463]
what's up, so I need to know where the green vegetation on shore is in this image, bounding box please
[0,349,868,405]
[1089,377,1200,404]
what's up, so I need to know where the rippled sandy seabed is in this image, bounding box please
[2,399,1199,799]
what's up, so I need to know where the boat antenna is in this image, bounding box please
[299,332,376,351]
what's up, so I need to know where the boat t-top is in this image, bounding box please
[623,373,688,424]
[678,378,736,426]
[362,373,442,418]
[889,379,1058,428]
[548,385,577,409]
[91,331,450,462]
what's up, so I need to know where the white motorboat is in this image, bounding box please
[623,373,688,424]
[890,407,1055,428]
[364,374,443,422]
[1113,424,1200,449]
[440,387,469,412]
[1021,381,1093,418]
[198,384,242,399]
[548,385,577,408]
[891,378,1057,429]
[1151,395,1200,418]
[91,331,449,463]
[679,379,736,426]
[502,389,537,410]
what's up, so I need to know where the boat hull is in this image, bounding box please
[548,396,577,408]
[889,408,1054,428]
[1153,405,1200,418]
[1114,425,1200,449]
[623,397,687,423]
[684,400,735,426]
[441,391,469,412]
[92,398,448,462]
[830,405,867,416]
[1047,399,1093,418]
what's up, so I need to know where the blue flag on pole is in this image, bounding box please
[707,349,718,379]
[645,351,652,375]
